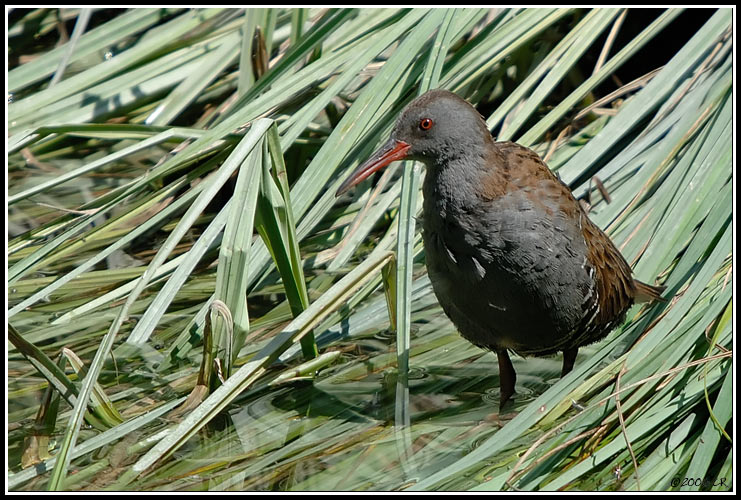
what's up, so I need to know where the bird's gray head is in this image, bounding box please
[389,89,492,166]
[336,89,492,196]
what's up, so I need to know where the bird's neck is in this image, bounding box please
[422,146,504,218]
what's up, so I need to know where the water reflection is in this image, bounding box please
[122,314,602,491]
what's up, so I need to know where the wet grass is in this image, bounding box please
[7,7,732,491]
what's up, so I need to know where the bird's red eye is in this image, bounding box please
[419,118,434,130]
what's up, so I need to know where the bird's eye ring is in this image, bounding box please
[419,118,434,131]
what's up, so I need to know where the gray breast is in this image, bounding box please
[421,186,597,356]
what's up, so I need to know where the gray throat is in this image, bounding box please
[421,151,490,220]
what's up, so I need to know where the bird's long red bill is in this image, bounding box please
[335,139,411,197]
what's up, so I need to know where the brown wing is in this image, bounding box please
[483,141,581,220]
[490,141,643,333]
[579,215,636,327]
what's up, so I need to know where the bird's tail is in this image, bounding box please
[634,279,667,303]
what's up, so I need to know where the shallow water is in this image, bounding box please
[8,281,604,492]
[135,319,597,491]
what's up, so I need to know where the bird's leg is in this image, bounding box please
[561,347,578,377]
[496,349,516,408]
